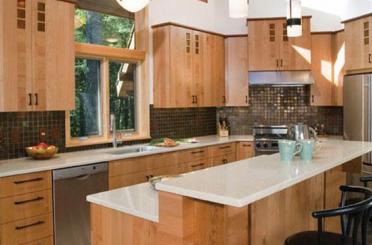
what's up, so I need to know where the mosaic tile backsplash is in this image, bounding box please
[0,107,217,160]
[218,86,343,136]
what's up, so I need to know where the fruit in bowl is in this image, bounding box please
[26,143,58,160]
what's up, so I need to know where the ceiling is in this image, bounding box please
[77,0,134,19]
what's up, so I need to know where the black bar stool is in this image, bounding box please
[284,185,372,245]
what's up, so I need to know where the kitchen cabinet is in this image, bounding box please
[344,14,372,72]
[310,33,334,106]
[225,36,249,106]
[310,31,345,106]
[236,142,255,160]
[248,17,311,71]
[153,23,225,108]
[0,171,53,245]
[0,0,75,112]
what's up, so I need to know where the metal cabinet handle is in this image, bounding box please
[369,54,372,64]
[192,96,197,104]
[245,96,248,104]
[219,146,231,150]
[242,144,252,147]
[28,93,33,106]
[195,95,198,104]
[191,150,205,155]
[312,95,315,103]
[222,159,228,164]
[191,163,205,168]
[276,59,279,68]
[14,177,43,185]
[34,93,38,106]
[280,59,283,67]
[15,220,44,230]
[14,196,44,205]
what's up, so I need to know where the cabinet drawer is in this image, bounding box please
[212,153,236,166]
[24,236,53,245]
[180,158,212,173]
[178,147,210,163]
[0,213,53,245]
[210,143,236,158]
[109,152,178,177]
[0,190,52,224]
[0,171,51,198]
[236,142,255,161]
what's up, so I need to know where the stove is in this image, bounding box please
[253,125,288,155]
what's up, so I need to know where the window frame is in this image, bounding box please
[66,9,150,147]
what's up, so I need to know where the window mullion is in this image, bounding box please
[101,58,110,141]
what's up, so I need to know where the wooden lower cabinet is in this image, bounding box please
[109,142,254,189]
[25,236,54,245]
[0,213,53,244]
[236,142,255,160]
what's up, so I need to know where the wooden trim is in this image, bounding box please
[247,15,312,22]
[333,29,345,34]
[311,29,345,35]
[151,22,225,37]
[345,67,372,76]
[341,12,372,24]
[57,0,77,4]
[75,43,145,62]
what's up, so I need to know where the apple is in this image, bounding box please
[37,142,49,149]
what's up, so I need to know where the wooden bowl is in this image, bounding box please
[26,146,58,160]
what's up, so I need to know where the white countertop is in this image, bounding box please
[0,135,253,178]
[87,183,159,222]
[86,139,371,222]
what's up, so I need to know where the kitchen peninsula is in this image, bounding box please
[87,140,372,245]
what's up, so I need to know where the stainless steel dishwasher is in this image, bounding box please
[53,162,108,245]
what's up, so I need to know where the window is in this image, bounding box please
[66,8,149,147]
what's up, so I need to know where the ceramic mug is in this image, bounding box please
[299,139,321,161]
[278,140,302,162]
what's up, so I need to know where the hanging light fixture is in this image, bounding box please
[287,0,302,37]
[115,0,150,13]
[229,0,249,18]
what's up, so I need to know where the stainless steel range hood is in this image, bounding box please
[249,71,314,86]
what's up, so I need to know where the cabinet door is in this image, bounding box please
[311,34,333,106]
[0,0,33,112]
[332,31,345,106]
[211,34,225,107]
[236,142,255,160]
[248,20,280,71]
[192,30,203,106]
[225,37,249,106]
[281,18,312,71]
[345,17,372,71]
[31,0,75,111]
[170,26,194,107]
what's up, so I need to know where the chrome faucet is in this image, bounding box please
[110,114,118,148]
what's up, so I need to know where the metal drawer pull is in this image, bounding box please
[14,177,43,185]
[191,163,204,168]
[219,146,231,150]
[222,159,228,164]
[191,150,204,154]
[35,93,38,106]
[369,53,372,64]
[14,196,44,205]
[15,220,44,230]
[28,93,33,106]
[243,144,252,147]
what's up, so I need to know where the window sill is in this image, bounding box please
[66,134,151,148]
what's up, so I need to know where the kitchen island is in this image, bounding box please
[87,140,372,245]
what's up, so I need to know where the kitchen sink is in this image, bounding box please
[107,146,159,155]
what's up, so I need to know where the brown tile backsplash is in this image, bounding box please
[0,107,217,160]
[218,86,343,136]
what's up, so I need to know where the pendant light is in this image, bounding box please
[116,0,150,13]
[229,0,249,18]
[287,0,302,37]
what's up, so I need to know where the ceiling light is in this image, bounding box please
[287,0,302,37]
[115,0,150,13]
[229,0,249,18]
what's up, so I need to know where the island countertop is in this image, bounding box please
[87,139,372,222]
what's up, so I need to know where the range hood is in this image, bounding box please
[249,71,314,86]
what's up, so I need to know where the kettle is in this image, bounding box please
[287,123,318,142]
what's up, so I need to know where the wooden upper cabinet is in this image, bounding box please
[310,33,333,106]
[344,14,372,72]
[0,0,75,112]
[332,31,345,106]
[248,17,311,71]
[153,23,225,108]
[225,36,249,106]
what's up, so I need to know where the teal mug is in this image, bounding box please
[299,139,321,161]
[278,140,302,162]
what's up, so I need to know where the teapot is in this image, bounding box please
[287,123,318,142]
